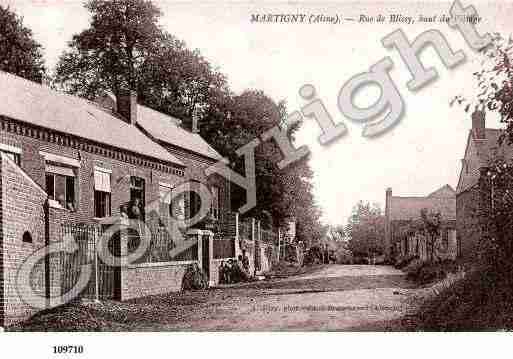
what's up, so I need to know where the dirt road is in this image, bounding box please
[140,265,415,331]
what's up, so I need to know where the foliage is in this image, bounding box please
[412,268,513,330]
[302,245,324,266]
[479,160,513,270]
[345,201,385,257]
[420,208,442,261]
[325,225,346,242]
[0,5,46,82]
[452,33,513,146]
[405,259,459,284]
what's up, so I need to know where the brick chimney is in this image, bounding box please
[116,90,138,125]
[472,107,486,139]
[192,104,200,134]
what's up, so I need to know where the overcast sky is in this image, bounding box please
[2,0,510,225]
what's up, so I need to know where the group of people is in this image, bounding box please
[219,250,251,284]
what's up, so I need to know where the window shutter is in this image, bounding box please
[94,169,111,192]
[159,185,172,204]
[46,164,74,177]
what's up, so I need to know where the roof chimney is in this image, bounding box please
[116,90,138,125]
[472,107,486,139]
[192,104,200,134]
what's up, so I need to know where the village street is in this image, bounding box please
[13,264,422,331]
[132,265,417,331]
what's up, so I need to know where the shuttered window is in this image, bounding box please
[94,168,111,218]
[159,183,172,204]
[94,168,111,193]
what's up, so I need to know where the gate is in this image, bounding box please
[61,224,120,301]
[201,235,210,281]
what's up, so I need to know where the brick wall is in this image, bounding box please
[0,154,47,326]
[456,186,482,262]
[120,262,193,301]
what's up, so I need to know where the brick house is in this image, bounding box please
[385,184,457,262]
[456,109,513,262]
[0,71,229,326]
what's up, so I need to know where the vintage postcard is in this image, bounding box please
[0,0,512,356]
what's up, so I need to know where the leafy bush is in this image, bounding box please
[394,255,418,269]
[413,267,513,330]
[406,260,460,284]
[302,245,324,266]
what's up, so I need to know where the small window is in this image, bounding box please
[45,170,76,211]
[95,191,111,218]
[1,150,21,165]
[171,193,185,220]
[210,186,220,220]
[22,231,32,243]
[187,190,202,219]
[442,229,449,250]
[129,176,145,219]
[94,168,111,218]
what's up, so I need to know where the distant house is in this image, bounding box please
[384,185,457,262]
[0,71,230,326]
[456,109,513,261]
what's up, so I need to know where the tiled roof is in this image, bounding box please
[390,185,456,221]
[0,71,183,166]
[137,106,224,161]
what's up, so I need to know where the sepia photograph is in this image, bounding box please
[0,0,512,356]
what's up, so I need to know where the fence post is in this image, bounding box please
[234,213,241,258]
[251,218,256,242]
[118,218,129,301]
[94,227,100,303]
[255,220,261,274]
[187,230,202,270]
[278,227,281,262]
[235,212,239,242]
[206,230,214,286]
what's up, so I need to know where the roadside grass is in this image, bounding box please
[404,259,461,285]
[412,268,513,331]
[355,262,513,331]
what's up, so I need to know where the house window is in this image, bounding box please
[159,183,186,221]
[172,193,185,220]
[22,231,33,243]
[210,186,220,220]
[94,168,111,218]
[1,150,21,165]
[0,143,22,165]
[187,190,202,219]
[45,165,76,211]
[129,176,145,219]
[442,229,449,251]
